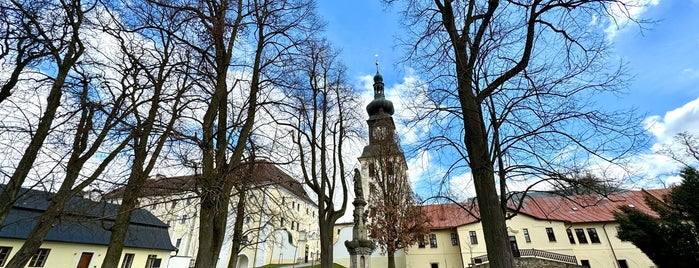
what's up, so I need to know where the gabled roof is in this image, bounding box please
[0,186,175,251]
[105,161,314,204]
[422,188,671,229]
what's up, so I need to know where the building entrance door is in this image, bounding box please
[509,236,520,257]
[76,252,93,268]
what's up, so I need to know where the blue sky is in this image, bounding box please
[317,1,699,196]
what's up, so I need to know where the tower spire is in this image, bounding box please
[375,54,379,73]
[365,60,394,119]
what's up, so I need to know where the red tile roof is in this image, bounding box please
[421,203,480,229]
[421,188,671,228]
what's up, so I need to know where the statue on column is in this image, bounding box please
[345,168,375,268]
[354,168,364,200]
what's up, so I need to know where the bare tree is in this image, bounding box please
[139,1,254,266]
[144,0,321,267]
[384,1,649,267]
[277,39,362,268]
[95,2,192,267]
[0,0,50,104]
[0,0,93,230]
[659,132,699,169]
[5,60,133,268]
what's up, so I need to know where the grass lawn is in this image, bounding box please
[305,264,346,268]
[256,264,293,268]
[256,264,346,268]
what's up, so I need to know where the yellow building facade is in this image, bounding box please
[0,186,175,268]
[0,239,171,268]
[404,190,663,268]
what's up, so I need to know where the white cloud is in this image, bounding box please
[681,68,699,80]
[643,96,699,143]
[622,96,699,187]
[447,172,475,200]
[406,149,430,187]
[604,0,660,40]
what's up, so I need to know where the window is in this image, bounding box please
[175,238,182,248]
[369,163,376,177]
[580,260,590,267]
[281,217,285,226]
[469,231,478,245]
[0,246,12,266]
[566,229,576,244]
[418,235,426,248]
[450,233,459,246]
[179,215,186,224]
[430,263,439,268]
[587,228,601,243]
[523,228,531,243]
[575,228,588,243]
[617,259,629,268]
[145,254,162,268]
[242,235,249,245]
[245,217,251,224]
[186,195,192,205]
[28,248,50,267]
[171,200,177,209]
[546,227,556,242]
[282,196,286,205]
[306,207,309,215]
[429,234,438,248]
[120,253,134,268]
[151,203,157,209]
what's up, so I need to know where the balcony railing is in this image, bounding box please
[471,249,578,265]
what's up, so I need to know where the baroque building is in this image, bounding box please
[105,161,319,268]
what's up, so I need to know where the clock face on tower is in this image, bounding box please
[373,126,387,140]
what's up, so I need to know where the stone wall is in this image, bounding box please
[472,257,585,268]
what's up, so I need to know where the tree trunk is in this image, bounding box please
[319,213,334,268]
[195,188,231,268]
[0,72,66,228]
[4,188,75,268]
[459,95,515,268]
[100,168,147,268]
[0,0,83,228]
[227,190,247,268]
[387,250,396,268]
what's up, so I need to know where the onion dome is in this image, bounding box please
[366,71,394,117]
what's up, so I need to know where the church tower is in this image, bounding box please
[346,65,411,268]
[357,67,408,201]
